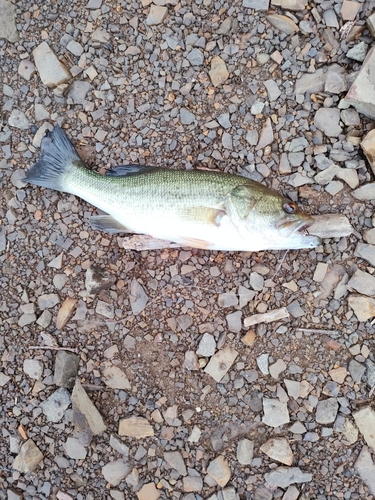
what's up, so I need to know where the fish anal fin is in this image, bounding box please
[89,215,131,234]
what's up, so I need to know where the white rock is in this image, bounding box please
[204,346,238,382]
[355,446,375,495]
[23,358,43,380]
[33,41,71,88]
[353,407,375,452]
[236,438,254,465]
[262,398,290,427]
[260,437,293,465]
[207,455,231,487]
[146,4,168,25]
[64,437,87,460]
[102,459,131,486]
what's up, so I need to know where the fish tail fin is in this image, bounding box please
[24,125,84,192]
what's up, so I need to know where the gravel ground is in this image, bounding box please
[2,0,375,499]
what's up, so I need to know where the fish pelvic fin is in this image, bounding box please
[23,125,84,192]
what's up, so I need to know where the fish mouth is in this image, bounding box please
[277,216,315,237]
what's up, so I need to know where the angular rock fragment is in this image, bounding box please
[262,399,290,427]
[63,437,87,460]
[355,446,375,495]
[0,0,18,42]
[265,467,312,488]
[33,41,71,88]
[315,398,338,424]
[209,56,229,87]
[23,358,43,380]
[346,47,375,119]
[348,270,375,296]
[244,307,289,327]
[146,4,168,25]
[243,0,269,9]
[352,183,375,201]
[267,14,299,34]
[260,437,293,465]
[12,440,43,473]
[164,451,187,476]
[237,438,254,465]
[118,416,154,438]
[361,129,375,176]
[71,379,107,435]
[353,407,375,452]
[256,117,274,150]
[102,459,131,486]
[54,350,79,388]
[8,109,29,130]
[137,483,160,500]
[40,387,71,422]
[271,0,307,10]
[85,266,116,294]
[314,108,342,137]
[204,346,238,382]
[102,362,131,390]
[130,279,148,315]
[56,297,77,329]
[207,456,231,487]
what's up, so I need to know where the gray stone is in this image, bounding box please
[256,118,274,150]
[226,311,242,333]
[217,113,231,129]
[250,272,264,291]
[12,440,43,473]
[269,359,287,379]
[102,363,131,389]
[96,300,114,319]
[262,399,290,427]
[164,451,187,476]
[204,346,238,382]
[218,291,238,308]
[196,333,216,357]
[8,109,29,130]
[346,47,375,119]
[187,48,204,66]
[180,108,195,125]
[183,475,203,492]
[85,265,116,294]
[349,359,366,383]
[352,183,375,200]
[265,467,312,488]
[267,14,299,34]
[257,353,269,375]
[209,56,229,87]
[18,313,36,327]
[355,243,375,267]
[102,460,131,486]
[110,434,130,456]
[40,388,71,422]
[87,0,102,7]
[37,293,60,310]
[54,350,79,388]
[23,358,43,380]
[18,59,36,81]
[348,269,375,296]
[68,81,92,105]
[33,41,71,87]
[355,446,375,495]
[243,0,269,9]
[287,300,305,318]
[260,437,293,465]
[72,379,107,435]
[0,0,18,42]
[264,79,281,101]
[271,0,307,9]
[315,397,338,424]
[347,42,368,62]
[146,4,168,25]
[323,9,339,29]
[207,456,231,487]
[130,279,148,314]
[314,107,342,137]
[341,108,360,126]
[348,295,375,322]
[34,103,50,121]
[64,437,87,460]
[354,407,375,452]
[236,439,254,465]
[325,72,347,94]
[67,40,84,57]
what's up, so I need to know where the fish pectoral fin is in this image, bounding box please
[179,207,225,226]
[105,164,159,177]
[89,215,131,234]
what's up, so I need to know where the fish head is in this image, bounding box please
[244,194,321,250]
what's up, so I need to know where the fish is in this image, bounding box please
[24,125,321,252]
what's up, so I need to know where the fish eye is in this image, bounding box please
[283,201,297,214]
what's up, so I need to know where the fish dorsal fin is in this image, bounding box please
[89,214,131,234]
[105,164,159,177]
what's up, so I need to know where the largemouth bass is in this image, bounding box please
[24,126,320,251]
